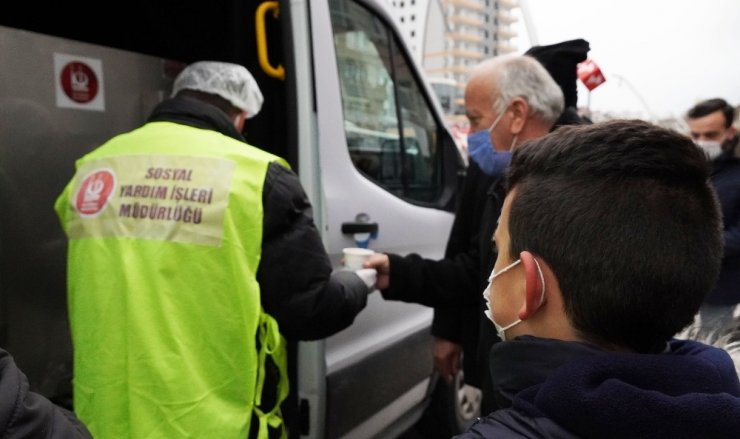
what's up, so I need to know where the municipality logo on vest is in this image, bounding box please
[75,169,116,216]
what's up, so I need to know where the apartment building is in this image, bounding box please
[384,0,520,120]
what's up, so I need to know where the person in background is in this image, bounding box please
[428,41,591,428]
[55,61,376,439]
[456,120,740,438]
[365,54,564,418]
[685,98,740,343]
[0,348,92,438]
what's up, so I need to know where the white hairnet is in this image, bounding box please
[172,61,264,118]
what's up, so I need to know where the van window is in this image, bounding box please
[330,0,443,203]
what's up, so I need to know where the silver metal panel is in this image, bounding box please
[0,26,172,399]
[309,1,455,437]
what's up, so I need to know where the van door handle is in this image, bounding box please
[255,1,285,80]
[341,222,379,235]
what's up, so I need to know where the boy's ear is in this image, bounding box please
[518,250,545,320]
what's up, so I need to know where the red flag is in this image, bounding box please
[577,59,606,91]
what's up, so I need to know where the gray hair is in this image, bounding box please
[474,55,564,125]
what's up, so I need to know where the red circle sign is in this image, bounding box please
[60,62,99,103]
[75,170,116,216]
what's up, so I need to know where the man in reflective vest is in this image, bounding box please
[56,61,376,438]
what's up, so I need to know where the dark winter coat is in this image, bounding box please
[431,161,498,391]
[455,337,740,439]
[381,160,505,414]
[705,151,740,305]
[0,349,92,438]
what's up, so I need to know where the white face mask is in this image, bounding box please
[483,258,546,341]
[696,140,723,160]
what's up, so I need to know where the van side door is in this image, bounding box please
[298,0,463,437]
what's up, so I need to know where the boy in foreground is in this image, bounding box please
[456,120,740,438]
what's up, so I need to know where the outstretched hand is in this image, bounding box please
[363,253,390,290]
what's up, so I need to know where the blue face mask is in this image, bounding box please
[466,111,512,178]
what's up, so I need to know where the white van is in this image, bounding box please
[0,1,477,437]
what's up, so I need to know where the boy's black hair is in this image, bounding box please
[505,120,722,352]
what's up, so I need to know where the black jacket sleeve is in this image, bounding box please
[431,162,492,342]
[257,162,369,340]
[0,349,92,438]
[431,308,464,343]
[381,247,480,307]
[381,163,494,308]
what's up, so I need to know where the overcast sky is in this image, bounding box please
[512,0,740,120]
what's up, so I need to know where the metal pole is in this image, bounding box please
[613,73,655,119]
[519,0,539,46]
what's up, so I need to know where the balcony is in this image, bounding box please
[495,41,517,54]
[448,14,485,27]
[445,31,484,43]
[426,65,474,75]
[496,11,518,24]
[497,0,519,9]
[425,48,484,60]
[443,0,486,12]
[496,27,517,39]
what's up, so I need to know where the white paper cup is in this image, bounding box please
[342,247,375,270]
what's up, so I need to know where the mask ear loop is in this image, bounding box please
[532,257,546,306]
[487,109,506,133]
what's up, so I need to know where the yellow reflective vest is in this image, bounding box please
[56,121,288,438]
